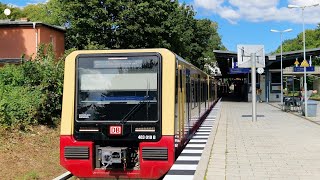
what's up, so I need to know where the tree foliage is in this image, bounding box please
[276,27,320,66]
[0,3,24,20]
[2,0,225,69]
[274,26,320,63]
[26,0,224,69]
[0,1,225,129]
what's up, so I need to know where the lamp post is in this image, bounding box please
[288,3,319,117]
[270,29,292,105]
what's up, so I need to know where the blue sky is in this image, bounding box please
[0,0,46,7]
[2,0,320,53]
[182,0,320,53]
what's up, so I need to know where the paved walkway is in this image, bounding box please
[195,102,320,180]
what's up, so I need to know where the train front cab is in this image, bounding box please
[60,49,177,179]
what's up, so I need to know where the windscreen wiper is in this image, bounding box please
[120,95,149,125]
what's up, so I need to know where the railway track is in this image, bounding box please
[53,171,73,180]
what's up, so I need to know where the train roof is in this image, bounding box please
[174,53,209,77]
[69,48,210,77]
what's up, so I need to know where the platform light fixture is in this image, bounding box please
[287,3,319,117]
[270,28,292,105]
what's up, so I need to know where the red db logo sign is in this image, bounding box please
[109,126,122,135]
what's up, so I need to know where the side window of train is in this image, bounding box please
[186,69,191,103]
[179,69,182,92]
[191,79,195,109]
[175,68,178,102]
[197,74,200,107]
[198,76,200,106]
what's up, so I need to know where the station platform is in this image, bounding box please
[192,101,320,180]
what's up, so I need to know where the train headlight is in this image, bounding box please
[134,127,155,132]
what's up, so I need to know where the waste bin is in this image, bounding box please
[302,100,318,117]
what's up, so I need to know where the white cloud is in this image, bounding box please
[26,0,49,5]
[195,0,225,10]
[29,0,48,3]
[6,3,22,8]
[217,6,240,24]
[5,0,48,8]
[194,0,320,24]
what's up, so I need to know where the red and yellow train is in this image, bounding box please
[60,48,218,179]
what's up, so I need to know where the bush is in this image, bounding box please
[0,86,43,129]
[0,44,65,130]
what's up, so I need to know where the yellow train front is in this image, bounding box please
[60,48,216,179]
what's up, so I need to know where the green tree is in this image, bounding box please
[191,20,225,68]
[0,3,24,20]
[21,4,48,22]
[56,0,224,69]
[19,0,64,25]
[274,28,320,53]
[5,0,224,70]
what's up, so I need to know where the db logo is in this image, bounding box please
[109,126,122,135]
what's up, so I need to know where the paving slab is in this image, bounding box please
[196,101,320,180]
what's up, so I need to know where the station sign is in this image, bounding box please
[229,68,250,74]
[293,66,315,72]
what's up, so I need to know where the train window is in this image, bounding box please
[191,80,195,109]
[196,75,200,107]
[179,69,182,92]
[175,69,178,102]
[76,55,160,122]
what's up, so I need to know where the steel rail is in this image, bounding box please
[52,171,73,180]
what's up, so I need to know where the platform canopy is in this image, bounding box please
[213,50,238,78]
[213,48,320,78]
[267,48,320,69]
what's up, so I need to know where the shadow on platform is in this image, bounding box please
[220,93,246,102]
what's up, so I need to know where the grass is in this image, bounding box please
[21,171,40,180]
[0,125,66,180]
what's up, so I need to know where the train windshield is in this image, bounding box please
[76,55,160,122]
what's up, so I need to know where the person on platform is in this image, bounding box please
[299,88,304,101]
[257,88,262,102]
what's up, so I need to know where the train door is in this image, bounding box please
[174,62,179,146]
[177,64,185,144]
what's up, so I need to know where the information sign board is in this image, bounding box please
[293,66,315,72]
[237,45,265,68]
